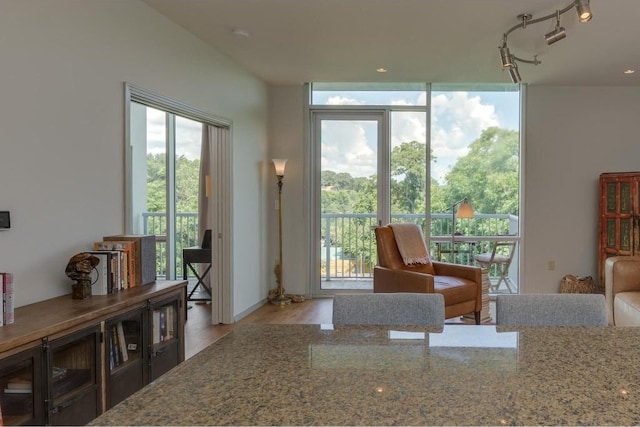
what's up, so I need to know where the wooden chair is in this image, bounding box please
[332,293,445,326]
[475,241,516,293]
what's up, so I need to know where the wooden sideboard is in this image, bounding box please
[0,280,186,425]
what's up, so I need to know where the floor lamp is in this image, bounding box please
[451,198,474,262]
[270,158,292,306]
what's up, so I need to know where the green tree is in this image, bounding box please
[390,141,426,214]
[445,127,519,215]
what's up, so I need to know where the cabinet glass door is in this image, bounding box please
[0,347,43,425]
[150,297,180,381]
[106,309,145,409]
[47,325,101,426]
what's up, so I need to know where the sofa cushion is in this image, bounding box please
[614,292,640,326]
[434,276,477,306]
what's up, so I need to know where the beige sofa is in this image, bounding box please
[605,256,640,326]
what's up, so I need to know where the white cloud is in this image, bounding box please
[321,121,376,178]
[326,96,365,106]
[145,108,202,160]
[430,92,499,183]
[319,92,501,183]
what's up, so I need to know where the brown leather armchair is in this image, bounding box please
[605,256,640,326]
[374,225,482,324]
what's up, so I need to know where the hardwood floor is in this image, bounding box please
[184,297,496,360]
[184,298,334,359]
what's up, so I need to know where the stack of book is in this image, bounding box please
[0,272,15,326]
[89,235,156,295]
[3,377,32,395]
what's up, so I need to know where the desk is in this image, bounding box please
[182,246,212,301]
[91,324,639,426]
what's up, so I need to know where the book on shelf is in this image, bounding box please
[103,234,156,285]
[4,377,32,394]
[87,251,111,295]
[166,306,175,340]
[152,310,161,345]
[116,321,129,363]
[94,241,133,289]
[0,273,4,327]
[2,272,14,325]
[87,250,121,294]
[3,388,32,394]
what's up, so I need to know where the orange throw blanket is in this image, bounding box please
[389,223,430,265]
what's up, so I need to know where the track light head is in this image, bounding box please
[575,0,592,23]
[499,44,513,68]
[508,63,522,84]
[545,26,566,45]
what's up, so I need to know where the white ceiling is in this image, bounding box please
[143,0,640,86]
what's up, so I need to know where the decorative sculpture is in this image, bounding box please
[65,252,99,299]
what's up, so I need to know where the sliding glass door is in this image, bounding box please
[129,102,203,280]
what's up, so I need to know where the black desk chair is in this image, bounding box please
[183,230,212,301]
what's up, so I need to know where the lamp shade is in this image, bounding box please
[456,199,474,219]
[272,159,287,176]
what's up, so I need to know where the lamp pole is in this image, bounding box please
[450,198,474,263]
[270,159,291,306]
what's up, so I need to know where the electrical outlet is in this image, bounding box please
[547,261,555,271]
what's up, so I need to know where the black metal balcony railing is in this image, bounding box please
[320,213,519,292]
[143,212,520,292]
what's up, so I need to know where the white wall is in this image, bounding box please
[267,85,307,297]
[524,86,640,292]
[0,0,270,313]
[268,85,640,295]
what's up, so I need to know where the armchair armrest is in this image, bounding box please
[432,261,481,283]
[373,266,435,294]
[432,261,482,312]
[605,256,640,325]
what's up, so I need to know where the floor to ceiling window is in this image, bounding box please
[308,83,521,295]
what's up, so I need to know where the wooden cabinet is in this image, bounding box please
[0,281,186,425]
[0,345,44,425]
[104,309,145,410]
[45,326,101,426]
[104,289,184,410]
[599,172,640,288]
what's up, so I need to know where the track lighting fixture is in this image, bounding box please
[499,42,513,68]
[575,0,593,23]
[498,0,593,83]
[544,11,566,45]
[508,62,522,84]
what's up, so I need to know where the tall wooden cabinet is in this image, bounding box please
[599,172,640,288]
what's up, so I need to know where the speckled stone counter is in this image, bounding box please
[90,324,640,426]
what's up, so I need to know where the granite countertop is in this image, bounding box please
[90,323,640,426]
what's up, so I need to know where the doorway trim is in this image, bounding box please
[124,83,234,324]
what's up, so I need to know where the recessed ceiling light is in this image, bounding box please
[624,69,635,74]
[231,28,250,38]
[376,68,388,73]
